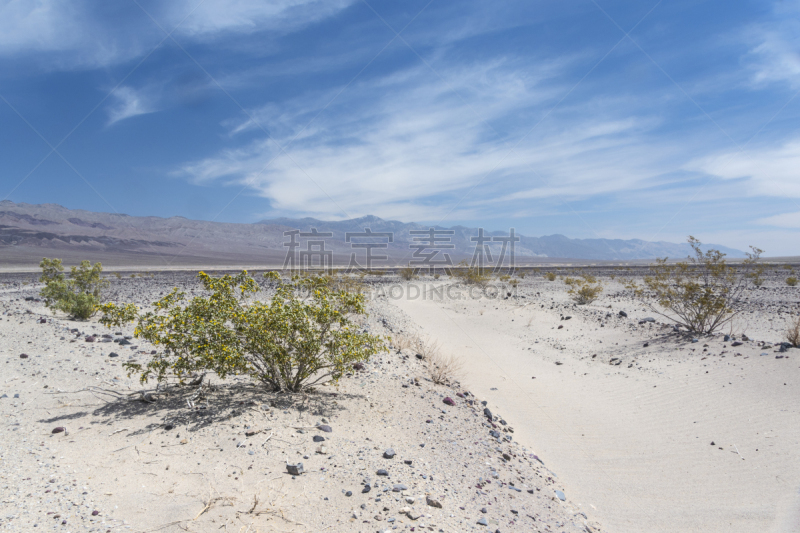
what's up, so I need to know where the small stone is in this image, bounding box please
[108,352,119,358]
[477,517,488,526]
[393,484,407,492]
[480,507,487,513]
[405,496,415,504]
[377,469,389,476]
[415,353,424,360]
[19,353,28,359]
[362,484,371,493]
[286,463,304,476]
[483,407,493,419]
[345,490,352,497]
[91,511,99,516]
[426,495,442,508]
[313,435,325,442]
[383,448,396,459]
[442,397,455,406]
[555,490,566,501]
[618,311,627,317]
[318,424,332,432]
[52,427,65,434]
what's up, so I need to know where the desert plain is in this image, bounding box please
[1,266,799,533]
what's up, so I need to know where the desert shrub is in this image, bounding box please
[100,271,385,392]
[390,332,421,352]
[787,315,800,347]
[564,273,603,304]
[746,262,766,287]
[634,237,763,334]
[39,258,107,320]
[787,277,798,287]
[113,272,122,279]
[451,260,491,286]
[545,272,557,281]
[398,267,417,281]
[433,273,441,280]
[419,338,462,384]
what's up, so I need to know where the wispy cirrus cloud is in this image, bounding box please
[174,57,686,221]
[0,0,357,69]
[107,86,157,125]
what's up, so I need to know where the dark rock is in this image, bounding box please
[91,511,99,516]
[362,484,371,493]
[618,311,627,317]
[383,448,396,459]
[313,435,325,442]
[731,341,743,347]
[643,342,649,347]
[415,353,424,360]
[286,463,304,476]
[483,407,493,419]
[85,336,96,343]
[52,427,65,434]
[345,490,352,497]
[377,469,389,476]
[393,484,408,491]
[426,495,442,508]
[353,362,364,371]
[19,353,28,359]
[118,339,132,346]
[443,397,455,406]
[318,424,332,432]
[108,352,119,358]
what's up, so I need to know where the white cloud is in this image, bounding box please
[168,0,355,37]
[0,0,130,67]
[174,59,686,221]
[687,139,800,198]
[107,86,156,125]
[0,0,356,69]
[742,2,800,88]
[757,211,800,229]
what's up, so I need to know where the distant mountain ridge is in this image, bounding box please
[257,215,746,260]
[0,200,745,267]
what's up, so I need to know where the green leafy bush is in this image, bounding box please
[564,273,603,304]
[100,271,385,392]
[451,260,491,286]
[787,276,798,287]
[545,272,557,281]
[635,237,762,334]
[39,258,107,320]
[398,267,417,281]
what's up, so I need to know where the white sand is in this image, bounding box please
[392,279,800,532]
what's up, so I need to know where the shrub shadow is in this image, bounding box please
[85,381,363,436]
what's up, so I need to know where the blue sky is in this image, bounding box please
[1,0,799,255]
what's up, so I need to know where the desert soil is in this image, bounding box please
[0,272,591,533]
[1,269,798,533]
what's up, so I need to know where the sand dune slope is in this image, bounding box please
[392,281,800,533]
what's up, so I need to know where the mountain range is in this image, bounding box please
[0,201,745,268]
